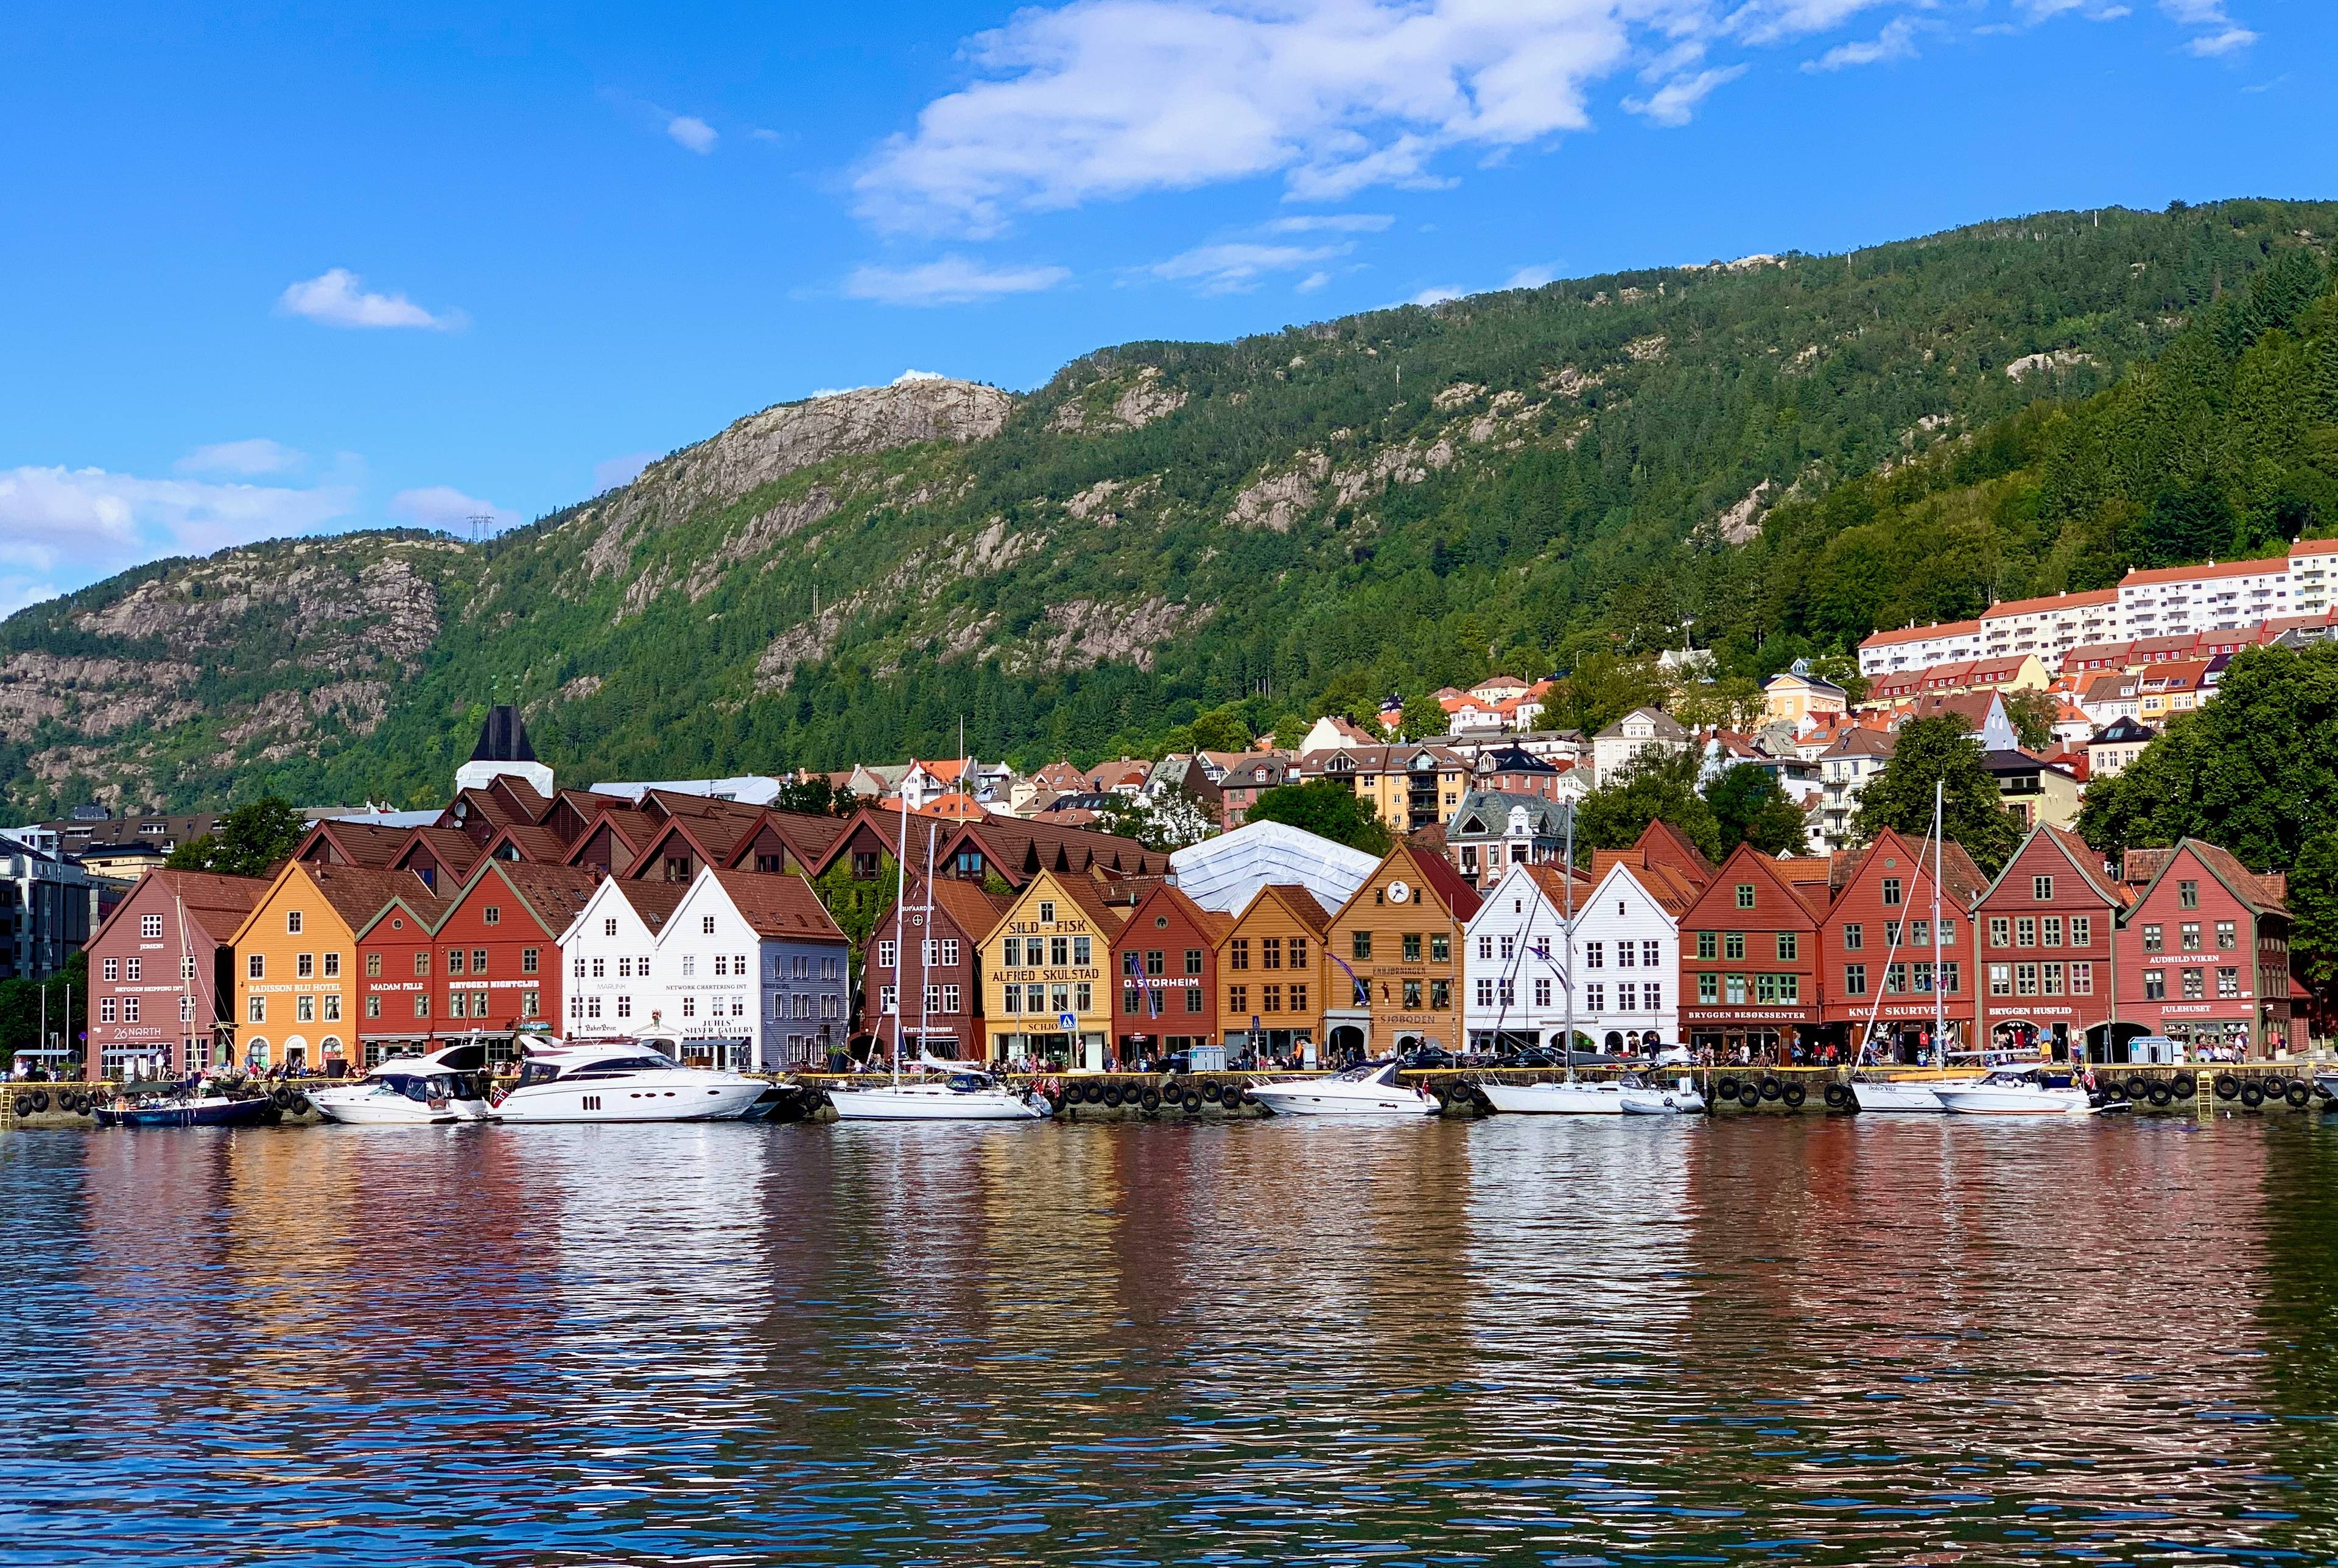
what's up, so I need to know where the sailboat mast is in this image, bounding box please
[1562,802,1576,1078]
[890,791,910,1085]
[1933,778,1945,1063]
[917,810,936,1063]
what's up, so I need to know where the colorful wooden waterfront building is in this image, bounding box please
[1677,845,1827,1062]
[1109,883,1229,1062]
[2115,840,2294,1058]
[83,869,267,1080]
[1971,824,2124,1062]
[1213,883,1332,1060]
[230,863,443,1074]
[978,869,1125,1070]
[1324,844,1483,1057]
[863,877,1011,1063]
[1815,828,1989,1063]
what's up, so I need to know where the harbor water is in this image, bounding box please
[5,1116,2337,1566]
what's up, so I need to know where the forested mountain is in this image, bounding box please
[3,198,2334,814]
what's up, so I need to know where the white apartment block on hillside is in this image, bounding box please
[1858,540,2338,677]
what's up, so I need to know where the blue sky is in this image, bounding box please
[1,0,2328,612]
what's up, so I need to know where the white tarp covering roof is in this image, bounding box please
[1168,821,1380,914]
[589,777,784,806]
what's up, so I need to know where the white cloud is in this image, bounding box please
[1297,270,1332,292]
[390,486,519,535]
[843,254,1070,306]
[854,1,1640,233]
[1503,264,1560,289]
[177,438,304,476]
[893,368,949,383]
[1803,16,1919,68]
[667,114,718,153]
[0,465,357,586]
[1410,284,1464,306]
[594,452,657,491]
[1148,240,1349,293]
[1265,212,1395,234]
[2161,0,2255,51]
[278,268,463,330]
[0,576,62,616]
[1624,64,1749,125]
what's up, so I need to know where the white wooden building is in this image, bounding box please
[1568,856,1699,1052]
[1460,863,1581,1052]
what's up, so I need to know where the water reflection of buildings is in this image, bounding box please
[1677,1120,2283,1508]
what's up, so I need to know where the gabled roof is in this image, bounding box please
[922,877,1016,945]
[2089,716,2156,745]
[294,819,413,869]
[1836,827,1990,912]
[1862,617,1982,648]
[478,822,569,864]
[623,814,751,879]
[1595,707,1686,740]
[1690,843,1829,923]
[1019,866,1131,934]
[1634,818,1715,884]
[1584,852,1702,917]
[300,863,449,936]
[1227,881,1333,937]
[461,861,604,933]
[703,869,848,940]
[398,825,490,875]
[1115,882,1234,948]
[97,869,270,947]
[608,878,690,935]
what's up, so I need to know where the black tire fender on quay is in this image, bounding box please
[1822,1082,1850,1110]
[2102,1079,2129,1101]
[1758,1076,1783,1102]
[1780,1080,1807,1108]
[2240,1082,2266,1108]
[2172,1074,2197,1099]
[2284,1082,2312,1109]
[1200,1081,1223,1104]
[2146,1082,2173,1108]
[1715,1076,1741,1104]
[1101,1083,1126,1109]
[27,1090,49,1115]
[2214,1074,2242,1102]
[1182,1090,1204,1113]
[2261,1076,2289,1101]
[1139,1087,1162,1113]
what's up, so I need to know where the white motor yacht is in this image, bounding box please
[1618,1074,1707,1116]
[1246,1060,1440,1118]
[1850,1074,1964,1113]
[492,1040,772,1123]
[1478,1077,1627,1115]
[311,1041,496,1127]
[829,1064,1051,1122]
[1935,1066,2102,1116]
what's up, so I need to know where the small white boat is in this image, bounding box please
[1848,1073,1981,1113]
[1935,1066,2099,1116]
[829,1065,1051,1122]
[492,1039,772,1123]
[311,1042,495,1126]
[1247,1060,1439,1118]
[1478,1076,1627,1115]
[1618,1074,1707,1116]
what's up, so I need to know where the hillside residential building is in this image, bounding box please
[1214,754,1297,828]
[1214,883,1333,1061]
[231,862,444,1073]
[978,869,1125,1070]
[1859,541,2338,675]
[1815,727,1894,850]
[1324,844,1483,1057]
[2085,717,2155,780]
[1972,825,2123,1062]
[1761,663,1849,727]
[82,870,267,1081]
[1458,863,1582,1053]
[1109,883,1229,1062]
[1980,749,2083,830]
[1815,829,1988,1062]
[1591,707,1691,784]
[2115,841,2292,1057]
[1301,744,1472,835]
[865,877,1011,1064]
[1443,791,1571,890]
[1677,846,1827,1062]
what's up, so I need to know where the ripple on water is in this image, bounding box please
[1,1115,2336,1565]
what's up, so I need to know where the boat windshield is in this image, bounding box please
[946,1073,992,1093]
[1325,1062,1389,1083]
[566,1054,680,1079]
[516,1060,565,1088]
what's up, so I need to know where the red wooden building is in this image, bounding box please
[2115,839,2292,1059]
[1110,883,1230,1062]
[1815,828,1988,1063]
[83,869,269,1080]
[859,876,1012,1062]
[1679,844,1828,1062]
[355,862,599,1068]
[1972,824,2124,1062]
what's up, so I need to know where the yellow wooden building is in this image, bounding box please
[1213,883,1332,1060]
[978,869,1126,1070]
[1323,844,1486,1057]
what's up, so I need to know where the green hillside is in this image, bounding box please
[2,198,2333,814]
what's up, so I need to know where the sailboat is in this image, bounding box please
[1849,781,1981,1113]
[829,780,1052,1123]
